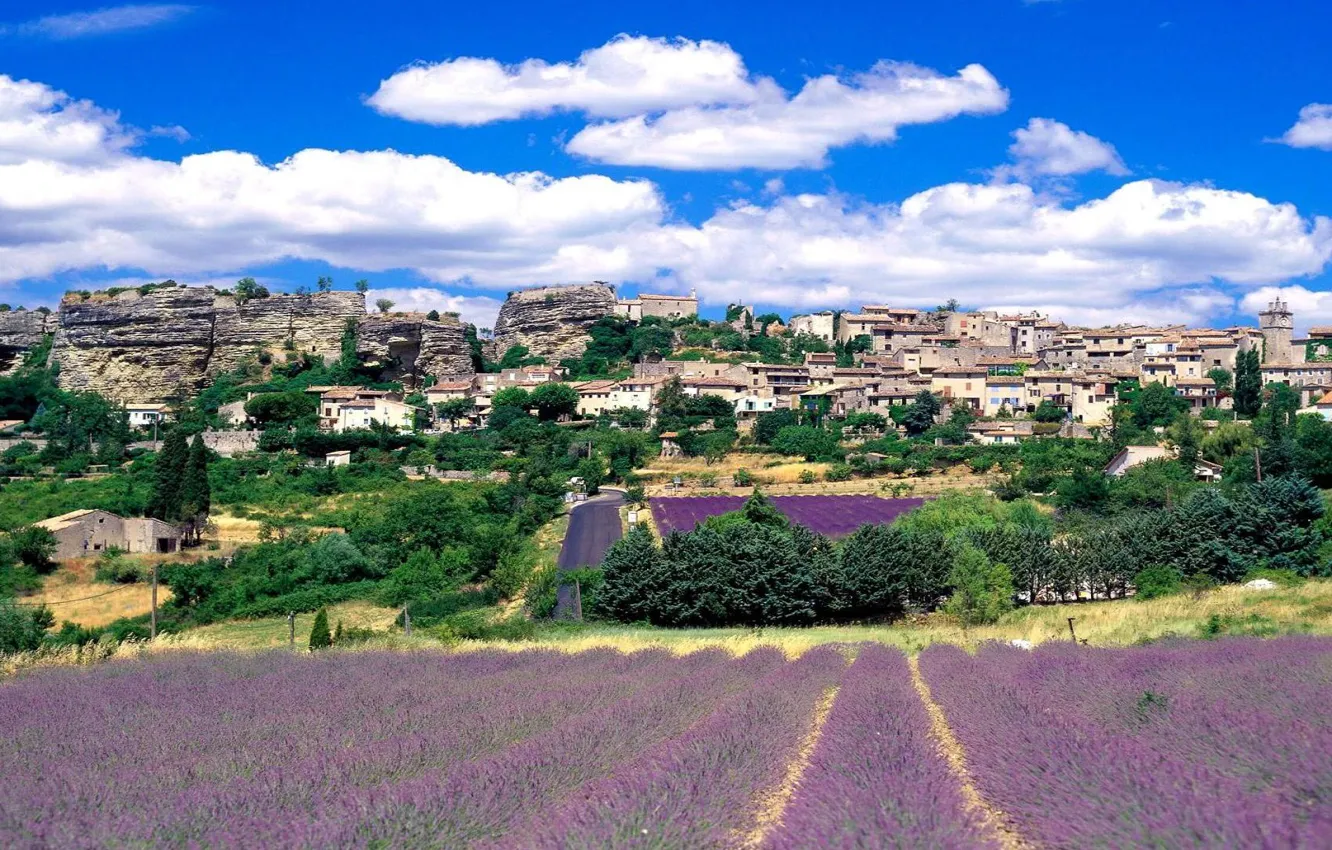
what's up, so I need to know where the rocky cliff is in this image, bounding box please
[0,310,57,373]
[492,284,618,362]
[357,313,472,384]
[49,286,474,402]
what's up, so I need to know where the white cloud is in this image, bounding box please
[1000,117,1129,179]
[367,35,756,125]
[365,288,502,328]
[566,62,1009,170]
[149,124,190,142]
[634,181,1332,318]
[3,74,1331,329]
[4,4,193,39]
[0,75,136,164]
[0,76,665,288]
[1276,103,1332,151]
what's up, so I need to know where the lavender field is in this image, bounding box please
[650,494,924,537]
[1,638,1328,848]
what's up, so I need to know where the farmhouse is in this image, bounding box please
[35,509,181,561]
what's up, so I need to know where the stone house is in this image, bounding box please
[35,509,181,561]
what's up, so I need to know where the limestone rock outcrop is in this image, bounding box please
[492,284,617,362]
[357,313,472,384]
[0,310,57,373]
[48,286,475,402]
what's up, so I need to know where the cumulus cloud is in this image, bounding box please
[998,117,1129,180]
[368,35,756,125]
[0,75,137,164]
[632,181,1332,318]
[3,74,1331,328]
[0,76,664,288]
[1276,103,1332,151]
[566,62,1009,170]
[365,288,502,328]
[1241,285,1332,334]
[3,4,193,39]
[371,35,1008,170]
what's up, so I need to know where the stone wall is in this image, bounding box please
[493,284,617,362]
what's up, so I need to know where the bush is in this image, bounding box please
[1242,567,1303,588]
[798,469,816,484]
[944,545,1013,627]
[732,469,753,487]
[92,550,148,584]
[824,463,852,482]
[308,608,332,649]
[1132,564,1182,600]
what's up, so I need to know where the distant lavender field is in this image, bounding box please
[650,494,925,537]
[0,638,1327,848]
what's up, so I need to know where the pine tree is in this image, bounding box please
[309,608,332,650]
[147,430,189,521]
[1234,349,1262,418]
[333,620,344,644]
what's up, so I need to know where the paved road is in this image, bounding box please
[554,490,625,619]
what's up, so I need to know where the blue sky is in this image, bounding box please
[1,0,1330,330]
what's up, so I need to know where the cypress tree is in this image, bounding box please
[1234,349,1262,418]
[147,430,189,521]
[333,620,344,644]
[309,608,332,650]
[179,435,211,520]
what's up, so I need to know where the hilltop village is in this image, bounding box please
[4,280,1327,444]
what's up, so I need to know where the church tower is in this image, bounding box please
[1259,298,1294,364]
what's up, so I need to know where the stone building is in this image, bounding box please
[1260,298,1295,365]
[616,292,699,321]
[35,509,181,561]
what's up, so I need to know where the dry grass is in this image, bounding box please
[172,600,402,650]
[27,560,174,628]
[908,655,1029,849]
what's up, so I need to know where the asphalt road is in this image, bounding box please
[554,490,625,619]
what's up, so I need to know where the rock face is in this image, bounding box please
[49,286,475,402]
[357,313,472,384]
[492,284,617,362]
[0,310,57,373]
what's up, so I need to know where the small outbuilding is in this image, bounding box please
[35,509,182,561]
[325,450,352,467]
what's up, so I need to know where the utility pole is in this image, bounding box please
[150,562,158,639]
[288,612,295,649]
[1067,617,1078,644]
[573,579,584,621]
[403,604,411,636]
[1254,446,1263,483]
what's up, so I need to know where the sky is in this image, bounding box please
[1,0,1330,332]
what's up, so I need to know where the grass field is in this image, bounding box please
[17,578,1323,670]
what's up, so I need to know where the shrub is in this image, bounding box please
[732,469,753,487]
[308,608,332,650]
[1132,565,1182,600]
[798,469,816,484]
[824,463,852,482]
[944,545,1013,627]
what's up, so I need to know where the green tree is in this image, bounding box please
[147,429,190,521]
[426,309,440,321]
[354,279,370,294]
[309,607,332,649]
[529,382,579,421]
[1233,349,1262,417]
[771,425,842,461]
[179,434,211,542]
[1031,399,1065,423]
[382,547,470,605]
[753,409,798,445]
[0,603,54,653]
[234,277,270,303]
[898,390,942,436]
[1167,412,1205,470]
[1206,367,1233,395]
[436,397,474,430]
[9,526,57,573]
[1131,381,1188,429]
[375,298,395,314]
[595,526,664,622]
[944,545,1013,626]
[316,275,333,292]
[498,345,533,369]
[245,391,318,428]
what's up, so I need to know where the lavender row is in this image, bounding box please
[765,644,995,850]
[0,648,708,848]
[308,647,790,848]
[504,645,848,849]
[651,495,924,538]
[919,637,1332,848]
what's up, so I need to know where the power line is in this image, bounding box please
[4,584,139,607]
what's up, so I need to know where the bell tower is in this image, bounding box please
[1259,298,1294,364]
